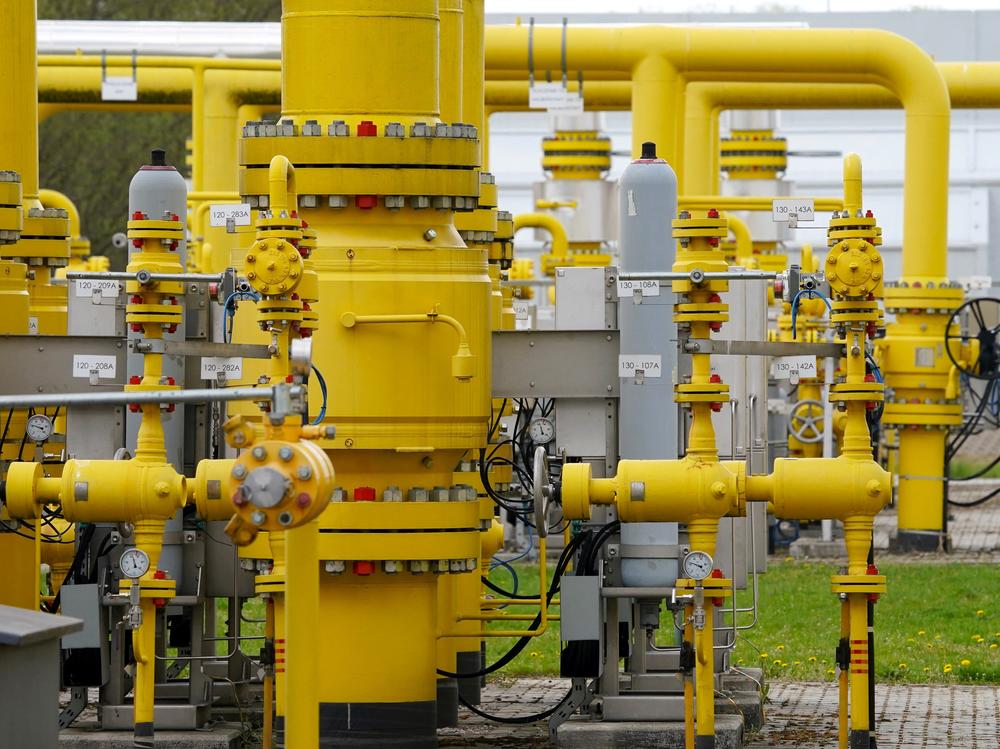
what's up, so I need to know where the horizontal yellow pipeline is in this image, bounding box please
[485,25,949,279]
[681,195,844,212]
[513,212,569,261]
[459,614,561,622]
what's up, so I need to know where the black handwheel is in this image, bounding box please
[945,297,1000,381]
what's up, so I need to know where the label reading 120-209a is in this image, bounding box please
[75,278,120,298]
[72,354,117,379]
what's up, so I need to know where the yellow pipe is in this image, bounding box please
[726,213,753,263]
[0,1,41,207]
[263,596,275,749]
[681,195,844,213]
[839,597,849,749]
[38,188,79,238]
[684,607,695,749]
[486,25,950,279]
[513,211,569,262]
[267,155,297,216]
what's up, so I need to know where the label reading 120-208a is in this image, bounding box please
[72,355,117,379]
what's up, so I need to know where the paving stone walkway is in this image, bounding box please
[440,678,1000,748]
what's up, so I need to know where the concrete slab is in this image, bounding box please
[789,538,846,559]
[60,722,244,749]
[555,714,744,749]
[719,667,763,694]
[716,690,764,732]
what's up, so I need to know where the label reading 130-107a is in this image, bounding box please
[200,357,244,380]
[619,355,663,378]
[617,279,660,297]
[72,354,117,379]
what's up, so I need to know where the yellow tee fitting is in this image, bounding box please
[562,458,745,523]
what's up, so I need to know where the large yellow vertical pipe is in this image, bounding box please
[632,55,681,161]
[284,522,319,749]
[0,0,40,208]
[462,0,485,131]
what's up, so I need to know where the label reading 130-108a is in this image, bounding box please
[616,279,660,297]
[619,355,663,378]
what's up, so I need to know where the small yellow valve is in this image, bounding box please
[245,237,303,296]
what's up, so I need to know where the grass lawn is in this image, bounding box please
[485,558,1000,684]
[948,458,1000,479]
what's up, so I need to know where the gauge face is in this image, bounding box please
[528,417,555,445]
[25,414,53,443]
[682,550,714,581]
[119,548,150,580]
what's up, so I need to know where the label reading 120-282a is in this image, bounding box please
[200,357,244,380]
[618,355,663,378]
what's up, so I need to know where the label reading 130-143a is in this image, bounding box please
[200,357,244,380]
[619,355,663,378]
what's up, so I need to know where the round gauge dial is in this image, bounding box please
[528,417,555,445]
[119,548,150,580]
[682,550,714,581]
[25,414,53,443]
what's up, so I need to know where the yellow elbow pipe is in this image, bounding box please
[725,213,752,263]
[38,189,80,238]
[513,212,569,264]
[267,155,297,216]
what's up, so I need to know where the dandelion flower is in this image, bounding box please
[776,644,785,652]
[826,668,836,676]
[898,663,908,670]
[990,644,998,651]
[943,664,953,673]
[917,630,926,636]
[808,656,817,663]
[760,652,769,659]
[793,661,801,666]
[961,659,971,667]
[923,667,930,673]
[906,638,916,644]
[976,610,985,617]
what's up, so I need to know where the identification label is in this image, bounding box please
[772,198,815,223]
[209,204,252,228]
[200,357,244,380]
[528,82,584,113]
[28,317,38,335]
[617,279,660,297]
[513,301,530,321]
[75,278,120,298]
[619,355,663,378]
[101,78,138,102]
[73,354,117,379]
[771,355,818,380]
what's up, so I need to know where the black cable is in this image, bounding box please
[15,407,32,462]
[946,484,1000,508]
[459,691,569,724]
[436,529,588,680]
[481,575,539,600]
[47,524,96,613]
[488,399,508,441]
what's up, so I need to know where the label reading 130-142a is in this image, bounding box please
[770,355,817,380]
[619,355,663,378]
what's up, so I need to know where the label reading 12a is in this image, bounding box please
[513,301,530,321]
[617,279,660,297]
[619,355,663,378]
[28,317,38,335]
[72,354,117,379]
[201,357,244,380]
[209,204,252,228]
[770,355,817,380]
[75,278,121,298]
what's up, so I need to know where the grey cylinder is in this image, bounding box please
[618,141,680,588]
[126,148,188,582]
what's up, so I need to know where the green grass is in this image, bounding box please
[484,558,1000,684]
[947,458,1000,479]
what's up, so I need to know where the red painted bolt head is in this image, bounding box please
[132,239,143,248]
[708,237,720,248]
[128,403,140,413]
[166,376,176,386]
[354,486,376,502]
[709,293,721,303]
[297,492,312,509]
[710,402,722,413]
[710,321,722,332]
[167,324,178,334]
[865,210,873,218]
[154,569,166,579]
[130,295,143,304]
[709,374,722,383]
[129,375,142,385]
[131,323,143,333]
[357,120,377,137]
[166,403,176,413]
[132,211,145,220]
[299,328,312,338]
[285,375,294,383]
[353,561,375,576]
[232,490,247,507]
[356,195,377,209]
[707,208,720,219]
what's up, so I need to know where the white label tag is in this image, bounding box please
[72,354,117,379]
[914,347,936,368]
[28,317,38,335]
[209,204,252,228]
[200,357,244,380]
[619,355,663,378]
[617,279,660,298]
[528,82,584,113]
[75,278,120,298]
[101,77,138,102]
[959,275,993,291]
[771,355,817,380]
[513,301,530,321]
[772,198,815,223]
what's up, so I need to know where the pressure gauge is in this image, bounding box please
[25,414,53,443]
[119,548,150,580]
[682,550,714,581]
[527,417,555,445]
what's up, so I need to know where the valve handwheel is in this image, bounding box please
[945,297,1000,381]
[532,446,553,538]
[787,399,825,444]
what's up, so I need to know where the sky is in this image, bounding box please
[485,0,1000,12]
